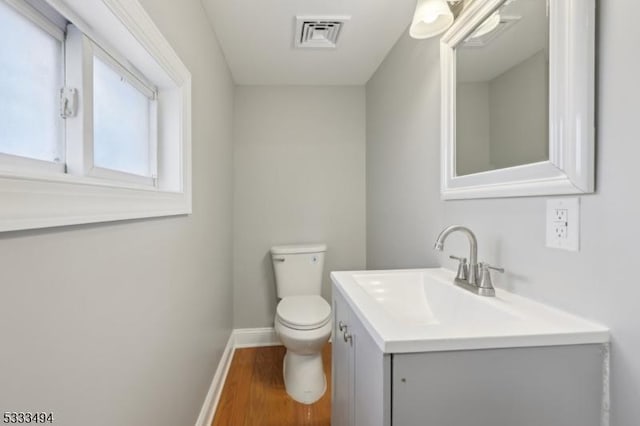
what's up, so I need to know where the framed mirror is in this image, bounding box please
[440,0,595,199]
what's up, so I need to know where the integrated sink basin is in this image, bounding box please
[331,268,609,353]
[353,270,524,326]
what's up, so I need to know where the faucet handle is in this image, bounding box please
[449,255,468,281]
[485,264,504,274]
[478,262,503,296]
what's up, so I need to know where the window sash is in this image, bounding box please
[64,25,159,187]
[0,0,66,170]
[91,50,158,181]
[91,41,157,101]
[90,42,159,184]
[0,152,65,175]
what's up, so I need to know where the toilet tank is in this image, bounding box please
[271,244,327,298]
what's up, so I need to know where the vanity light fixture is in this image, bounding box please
[409,0,461,39]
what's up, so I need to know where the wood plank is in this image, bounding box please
[212,344,331,426]
[211,347,256,426]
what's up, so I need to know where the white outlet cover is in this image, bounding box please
[546,198,580,251]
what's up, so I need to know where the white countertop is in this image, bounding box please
[331,268,609,354]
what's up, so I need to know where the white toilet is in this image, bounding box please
[271,243,332,404]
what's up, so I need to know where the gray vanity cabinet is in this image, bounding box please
[332,287,391,426]
[332,284,608,426]
[392,345,606,426]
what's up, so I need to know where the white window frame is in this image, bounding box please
[0,0,192,232]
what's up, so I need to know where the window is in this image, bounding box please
[1,2,162,187]
[0,0,63,168]
[93,54,156,180]
[0,0,192,232]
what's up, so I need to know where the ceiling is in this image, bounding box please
[201,0,417,85]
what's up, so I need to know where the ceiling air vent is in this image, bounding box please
[295,16,350,49]
[461,15,521,48]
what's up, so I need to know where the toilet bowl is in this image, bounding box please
[270,244,331,404]
[275,295,332,404]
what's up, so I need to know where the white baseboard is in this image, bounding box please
[233,327,280,348]
[194,332,235,426]
[194,328,280,426]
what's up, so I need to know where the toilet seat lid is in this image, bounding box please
[277,296,331,330]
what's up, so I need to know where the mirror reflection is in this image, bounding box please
[455,0,549,176]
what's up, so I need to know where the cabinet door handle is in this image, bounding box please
[343,331,353,345]
[338,321,347,332]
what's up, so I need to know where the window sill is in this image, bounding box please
[0,173,191,232]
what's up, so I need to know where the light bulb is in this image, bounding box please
[422,12,439,24]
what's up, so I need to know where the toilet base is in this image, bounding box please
[282,351,326,404]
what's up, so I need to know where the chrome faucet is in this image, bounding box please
[434,225,479,285]
[434,225,502,297]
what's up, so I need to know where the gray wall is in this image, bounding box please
[366,32,443,269]
[233,86,366,328]
[456,82,491,175]
[489,50,548,169]
[0,1,234,425]
[457,51,548,175]
[366,2,640,425]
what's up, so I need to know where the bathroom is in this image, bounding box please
[0,0,636,425]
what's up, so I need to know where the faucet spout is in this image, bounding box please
[434,225,479,285]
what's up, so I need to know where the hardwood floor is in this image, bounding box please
[212,344,332,426]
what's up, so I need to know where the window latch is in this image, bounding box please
[60,87,78,119]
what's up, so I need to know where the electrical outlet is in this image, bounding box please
[552,208,568,240]
[554,209,568,223]
[554,222,568,239]
[546,198,580,251]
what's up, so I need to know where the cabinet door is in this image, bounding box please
[332,288,354,426]
[392,345,605,426]
[351,312,391,426]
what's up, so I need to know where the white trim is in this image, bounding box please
[440,0,595,200]
[233,327,281,348]
[98,0,189,85]
[194,332,235,426]
[194,328,282,426]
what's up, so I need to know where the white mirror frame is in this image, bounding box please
[440,0,595,200]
